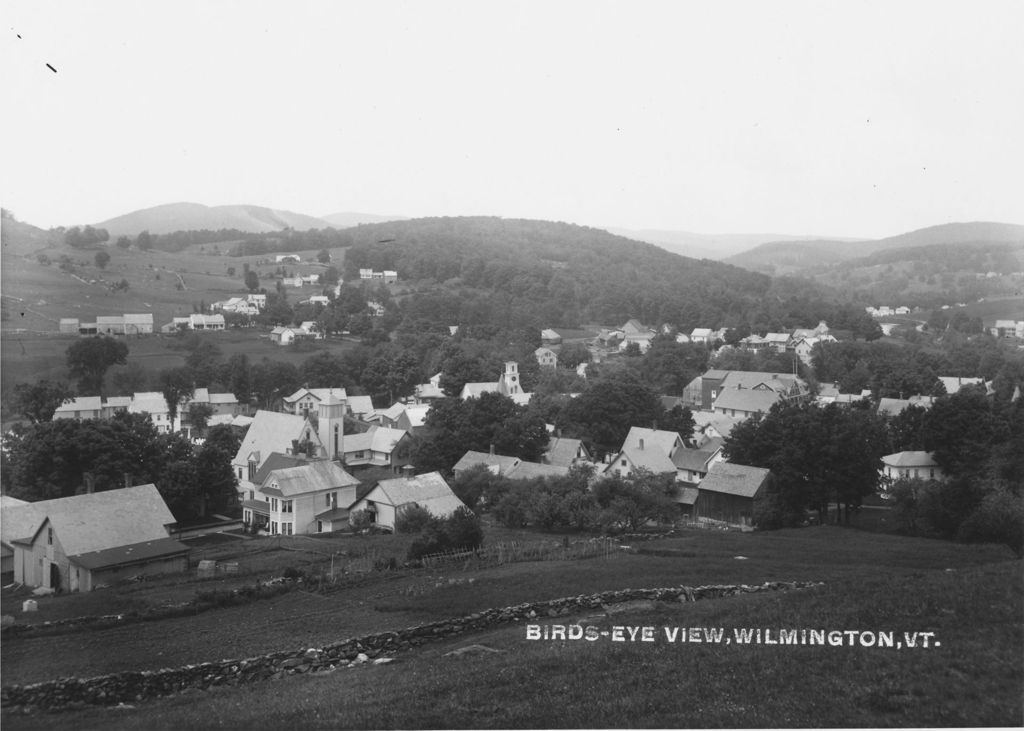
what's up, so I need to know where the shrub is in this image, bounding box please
[407,507,484,560]
[957,490,1024,556]
[349,509,374,531]
[918,477,985,539]
[395,503,433,534]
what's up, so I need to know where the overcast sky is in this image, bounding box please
[3,0,1022,238]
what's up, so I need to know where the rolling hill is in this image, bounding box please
[94,202,334,237]
[605,227,863,261]
[320,211,409,228]
[726,221,1024,275]
[0,213,61,256]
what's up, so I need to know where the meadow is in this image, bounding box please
[1,524,1020,729]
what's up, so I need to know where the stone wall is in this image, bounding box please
[1,580,822,711]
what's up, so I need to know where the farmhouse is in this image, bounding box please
[232,410,329,501]
[283,387,348,417]
[543,437,593,467]
[341,426,410,472]
[602,427,686,479]
[535,346,559,368]
[52,396,103,421]
[351,471,466,532]
[269,326,302,345]
[3,485,190,592]
[880,451,943,482]
[694,463,771,527]
[241,455,362,535]
[712,388,784,419]
[188,314,225,331]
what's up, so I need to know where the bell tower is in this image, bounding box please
[499,361,520,395]
[317,390,346,460]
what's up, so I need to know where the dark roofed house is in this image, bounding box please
[5,485,190,592]
[695,463,771,528]
[543,437,593,467]
[452,450,522,477]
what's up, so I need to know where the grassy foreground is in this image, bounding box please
[2,528,1021,728]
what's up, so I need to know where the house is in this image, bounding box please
[189,314,225,331]
[937,376,985,395]
[672,445,725,485]
[341,426,410,472]
[4,485,190,592]
[791,334,836,365]
[815,383,871,406]
[100,396,133,420]
[128,392,175,433]
[690,328,714,344]
[59,318,80,334]
[541,328,563,346]
[247,293,267,309]
[684,369,807,411]
[694,463,771,527]
[596,329,624,348]
[283,387,348,417]
[452,450,521,477]
[301,274,320,286]
[543,437,593,467]
[359,268,374,280]
[0,495,28,579]
[620,427,685,459]
[269,326,302,345]
[52,396,104,421]
[232,410,328,500]
[603,443,679,479]
[350,471,466,532]
[123,313,154,335]
[712,388,784,419]
[242,456,362,535]
[413,373,445,403]
[535,347,558,368]
[281,276,303,287]
[880,451,943,482]
[460,361,532,405]
[305,295,329,306]
[366,300,386,317]
[379,403,430,433]
[690,412,742,443]
[505,461,571,480]
[276,254,301,263]
[212,298,259,315]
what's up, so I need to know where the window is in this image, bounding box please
[355,451,366,459]
[271,498,279,512]
[620,459,627,467]
[317,521,324,533]
[929,469,935,479]
[47,527,53,545]
[283,522,293,536]
[282,500,293,513]
[271,522,278,535]
[248,490,254,501]
[248,461,257,481]
[237,467,243,480]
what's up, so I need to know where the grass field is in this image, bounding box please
[1,525,1020,729]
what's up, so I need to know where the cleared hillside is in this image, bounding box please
[95,202,332,237]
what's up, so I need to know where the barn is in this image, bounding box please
[694,463,771,528]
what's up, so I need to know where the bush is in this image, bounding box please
[407,507,484,560]
[918,477,984,539]
[394,503,433,534]
[957,490,1024,556]
[349,509,373,531]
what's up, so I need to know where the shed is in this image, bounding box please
[694,463,771,527]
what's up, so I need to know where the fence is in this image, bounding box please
[420,537,618,569]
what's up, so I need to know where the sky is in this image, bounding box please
[3,0,1022,239]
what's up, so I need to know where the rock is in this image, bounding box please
[373,657,394,665]
[354,653,369,664]
[444,644,504,657]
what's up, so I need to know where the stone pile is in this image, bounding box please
[1,580,822,711]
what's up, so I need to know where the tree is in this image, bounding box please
[244,270,260,292]
[187,402,214,436]
[94,250,111,269]
[557,342,591,370]
[136,230,153,250]
[12,380,75,423]
[66,336,129,395]
[317,248,331,264]
[922,389,1008,478]
[591,469,678,532]
[116,236,131,249]
[322,265,341,286]
[657,405,695,443]
[158,367,195,426]
[394,503,433,533]
[561,378,664,457]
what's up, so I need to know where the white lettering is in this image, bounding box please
[611,626,625,642]
[664,627,680,642]
[704,627,724,643]
[526,625,541,640]
[641,626,654,642]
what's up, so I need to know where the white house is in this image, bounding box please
[242,456,361,535]
[880,451,943,482]
[231,410,330,501]
[351,471,466,532]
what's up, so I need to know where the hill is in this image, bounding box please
[726,221,1024,276]
[605,227,862,261]
[320,211,409,228]
[0,212,61,256]
[94,202,333,237]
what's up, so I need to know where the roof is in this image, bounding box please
[505,461,571,480]
[399,404,431,428]
[347,395,375,416]
[621,427,682,456]
[264,460,360,498]
[877,396,936,416]
[123,313,154,324]
[691,328,713,337]
[253,452,310,485]
[344,426,407,454]
[611,446,678,475]
[283,387,349,405]
[129,392,169,415]
[71,536,190,571]
[672,447,719,472]
[675,486,700,505]
[231,414,255,428]
[937,376,984,395]
[691,411,742,437]
[233,410,319,467]
[453,450,521,475]
[460,382,500,399]
[881,451,939,468]
[764,332,791,344]
[314,506,352,521]
[544,437,587,467]
[367,471,466,517]
[541,328,562,340]
[720,371,803,392]
[699,463,771,499]
[380,402,406,421]
[54,396,103,414]
[713,388,783,414]
[414,383,445,400]
[6,485,177,556]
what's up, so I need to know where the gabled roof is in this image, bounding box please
[877,396,936,416]
[621,427,682,457]
[264,460,360,498]
[460,382,500,399]
[71,537,190,570]
[7,485,177,557]
[881,451,939,468]
[233,410,320,467]
[713,388,783,414]
[719,371,802,392]
[691,411,742,437]
[123,313,153,325]
[453,450,521,475]
[505,461,571,480]
[380,402,406,421]
[764,332,791,344]
[253,452,310,485]
[368,471,466,517]
[691,328,713,338]
[283,387,349,405]
[129,392,169,415]
[53,396,104,414]
[610,446,678,475]
[937,376,984,395]
[672,447,720,472]
[699,463,770,499]
[399,404,431,428]
[343,426,407,454]
[544,437,589,467]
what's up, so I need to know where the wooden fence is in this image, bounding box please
[420,537,618,569]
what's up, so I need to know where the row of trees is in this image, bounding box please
[1,414,240,522]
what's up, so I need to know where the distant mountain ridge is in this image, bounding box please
[605,227,864,261]
[725,222,1024,275]
[94,202,334,237]
[320,211,409,228]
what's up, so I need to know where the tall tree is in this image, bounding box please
[12,380,75,423]
[159,367,195,426]
[561,377,664,457]
[66,336,129,395]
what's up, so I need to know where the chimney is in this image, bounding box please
[83,472,95,495]
[124,472,132,489]
[489,444,495,456]
[402,464,415,480]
